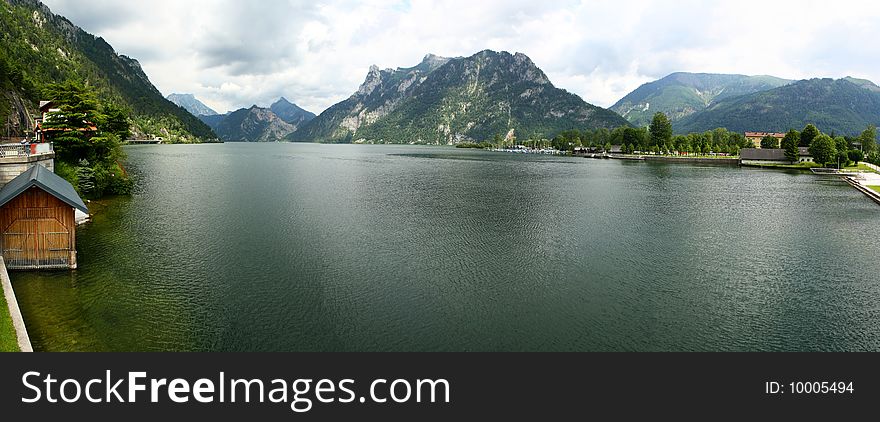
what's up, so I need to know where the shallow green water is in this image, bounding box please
[10,143,880,351]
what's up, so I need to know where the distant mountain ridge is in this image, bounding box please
[197,97,315,142]
[611,72,792,127]
[0,0,215,141]
[210,106,297,142]
[290,50,630,143]
[167,93,218,116]
[674,77,880,135]
[270,97,316,127]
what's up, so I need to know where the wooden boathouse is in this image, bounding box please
[0,165,88,270]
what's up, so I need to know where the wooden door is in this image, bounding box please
[2,218,70,269]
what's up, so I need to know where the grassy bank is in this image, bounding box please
[0,289,18,352]
[843,163,880,174]
[869,186,880,193]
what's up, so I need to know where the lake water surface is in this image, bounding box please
[11,143,880,351]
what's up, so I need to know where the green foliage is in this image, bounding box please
[101,102,132,140]
[54,159,77,185]
[92,161,133,196]
[833,137,852,167]
[42,81,127,164]
[848,149,864,164]
[42,81,100,160]
[809,134,837,167]
[859,125,876,154]
[801,124,820,147]
[760,135,779,149]
[75,159,95,195]
[0,288,19,351]
[649,112,673,146]
[782,129,800,162]
[42,82,132,198]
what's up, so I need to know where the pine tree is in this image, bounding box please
[75,159,95,195]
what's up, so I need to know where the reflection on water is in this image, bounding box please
[10,144,880,351]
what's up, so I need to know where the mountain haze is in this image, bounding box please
[167,93,218,116]
[290,51,629,143]
[611,72,792,127]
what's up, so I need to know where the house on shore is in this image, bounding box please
[745,132,786,148]
[740,148,813,165]
[0,164,87,270]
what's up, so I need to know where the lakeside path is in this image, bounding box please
[853,162,880,187]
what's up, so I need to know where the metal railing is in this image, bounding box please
[0,142,53,158]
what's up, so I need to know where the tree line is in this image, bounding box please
[486,112,880,167]
[497,112,751,156]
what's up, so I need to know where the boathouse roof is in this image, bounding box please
[0,165,88,213]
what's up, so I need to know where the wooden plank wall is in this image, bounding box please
[0,186,76,269]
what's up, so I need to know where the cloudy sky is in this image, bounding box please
[42,0,880,115]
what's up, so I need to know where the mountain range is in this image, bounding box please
[611,73,793,127]
[674,77,880,135]
[613,72,880,136]
[181,67,880,143]
[289,51,630,143]
[173,97,317,142]
[0,0,215,141]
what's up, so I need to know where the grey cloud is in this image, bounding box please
[193,0,320,76]
[42,0,139,33]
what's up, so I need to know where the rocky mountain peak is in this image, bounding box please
[356,65,385,96]
[290,49,629,143]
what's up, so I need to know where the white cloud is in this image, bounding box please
[42,0,880,114]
